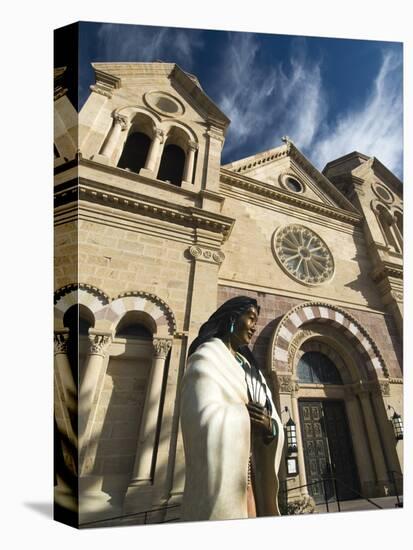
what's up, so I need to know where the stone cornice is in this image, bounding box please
[220,169,363,226]
[54,66,68,101]
[55,177,235,242]
[371,262,403,283]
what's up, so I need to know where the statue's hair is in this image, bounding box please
[187,296,260,359]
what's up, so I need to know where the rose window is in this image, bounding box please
[273,225,334,285]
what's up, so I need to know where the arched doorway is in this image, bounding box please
[269,302,401,506]
[296,350,360,503]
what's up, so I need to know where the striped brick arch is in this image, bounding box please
[97,290,176,337]
[270,302,388,380]
[54,285,176,337]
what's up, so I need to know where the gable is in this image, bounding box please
[223,141,358,213]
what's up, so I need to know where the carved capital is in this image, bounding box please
[88,334,111,356]
[187,140,199,152]
[54,332,69,355]
[278,375,297,394]
[154,128,165,143]
[113,113,128,130]
[153,338,172,358]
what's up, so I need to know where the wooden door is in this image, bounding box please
[299,400,359,503]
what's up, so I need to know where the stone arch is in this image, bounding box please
[95,290,176,337]
[54,285,176,338]
[116,106,161,128]
[54,283,109,330]
[269,301,389,381]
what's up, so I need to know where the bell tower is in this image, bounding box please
[323,153,403,338]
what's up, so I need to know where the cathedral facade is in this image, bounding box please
[54,61,403,526]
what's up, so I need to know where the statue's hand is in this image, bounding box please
[246,402,272,434]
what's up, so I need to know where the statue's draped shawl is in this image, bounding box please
[180,338,284,521]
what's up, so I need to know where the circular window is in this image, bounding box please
[285,177,303,193]
[372,182,394,204]
[273,225,334,285]
[156,97,179,114]
[144,91,185,117]
[279,173,305,193]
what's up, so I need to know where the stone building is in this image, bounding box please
[53,62,403,526]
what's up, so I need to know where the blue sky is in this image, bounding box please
[75,22,403,179]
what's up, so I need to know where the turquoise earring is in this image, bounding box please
[230,321,235,334]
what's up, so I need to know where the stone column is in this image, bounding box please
[344,391,375,496]
[182,140,198,185]
[391,217,403,252]
[79,332,112,449]
[290,391,309,497]
[143,128,165,173]
[54,330,77,445]
[129,337,173,487]
[357,388,389,495]
[100,113,128,159]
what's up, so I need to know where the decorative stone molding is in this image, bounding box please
[153,338,173,358]
[389,377,403,385]
[88,333,111,356]
[54,332,69,354]
[74,176,234,242]
[273,225,334,285]
[188,245,225,264]
[287,329,314,364]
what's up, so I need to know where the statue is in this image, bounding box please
[180,296,284,521]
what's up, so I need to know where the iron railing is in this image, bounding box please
[80,503,181,528]
[281,469,403,513]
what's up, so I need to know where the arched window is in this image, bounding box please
[117,131,151,173]
[392,211,403,251]
[377,205,400,252]
[297,351,343,384]
[394,212,402,236]
[157,143,186,186]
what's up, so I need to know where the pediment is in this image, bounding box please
[91,62,230,131]
[223,141,358,213]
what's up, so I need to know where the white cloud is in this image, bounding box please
[216,35,326,159]
[310,51,403,177]
[95,24,203,70]
[216,36,402,180]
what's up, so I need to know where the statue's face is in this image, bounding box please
[232,306,258,347]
